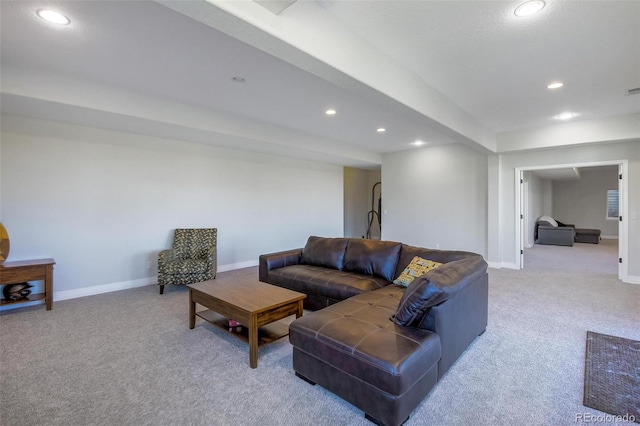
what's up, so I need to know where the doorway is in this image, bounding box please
[343,167,381,239]
[515,160,628,281]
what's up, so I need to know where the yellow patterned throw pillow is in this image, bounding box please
[393,256,443,287]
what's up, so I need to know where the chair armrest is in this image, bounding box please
[158,249,175,263]
[158,249,176,275]
[259,248,302,282]
[206,246,217,278]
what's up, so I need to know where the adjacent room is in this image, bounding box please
[1,1,639,425]
[523,165,622,276]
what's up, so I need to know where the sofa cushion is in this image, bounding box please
[394,245,476,279]
[289,286,441,396]
[301,236,349,270]
[343,239,402,282]
[393,256,443,286]
[268,264,388,302]
[392,255,488,326]
[538,215,558,227]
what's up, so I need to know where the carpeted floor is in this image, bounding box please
[1,244,639,425]
[524,238,619,275]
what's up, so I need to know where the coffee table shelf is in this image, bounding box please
[188,277,305,368]
[195,309,290,347]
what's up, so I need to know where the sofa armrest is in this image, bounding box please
[393,255,487,323]
[390,254,487,378]
[259,248,303,282]
[418,271,488,378]
[536,225,575,246]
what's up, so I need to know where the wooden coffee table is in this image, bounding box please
[188,277,306,368]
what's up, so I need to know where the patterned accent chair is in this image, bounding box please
[158,228,217,294]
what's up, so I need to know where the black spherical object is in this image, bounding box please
[3,282,33,301]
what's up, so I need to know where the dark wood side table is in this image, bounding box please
[0,258,55,310]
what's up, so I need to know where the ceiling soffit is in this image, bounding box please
[160,0,497,153]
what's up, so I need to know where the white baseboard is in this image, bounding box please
[623,275,640,285]
[55,276,157,301]
[51,261,261,303]
[487,261,519,270]
[218,260,259,272]
[17,261,640,307]
[601,235,619,240]
[501,262,519,270]
[487,261,502,269]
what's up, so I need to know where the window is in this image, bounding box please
[606,189,619,219]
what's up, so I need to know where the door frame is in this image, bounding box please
[515,159,628,281]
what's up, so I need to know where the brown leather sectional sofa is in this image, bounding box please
[259,236,488,426]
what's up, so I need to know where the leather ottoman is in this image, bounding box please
[289,286,441,426]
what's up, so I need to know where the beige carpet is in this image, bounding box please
[524,238,618,275]
[1,254,638,425]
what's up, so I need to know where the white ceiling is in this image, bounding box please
[318,0,640,133]
[531,165,618,181]
[1,1,639,168]
[530,167,581,181]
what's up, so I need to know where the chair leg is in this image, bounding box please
[159,285,164,295]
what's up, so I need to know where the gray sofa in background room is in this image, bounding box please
[535,216,576,246]
[535,215,601,246]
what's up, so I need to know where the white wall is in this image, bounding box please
[487,155,500,267]
[497,113,640,152]
[523,171,548,247]
[343,167,381,239]
[494,141,640,279]
[543,180,553,216]
[553,167,619,238]
[0,115,343,296]
[382,143,488,256]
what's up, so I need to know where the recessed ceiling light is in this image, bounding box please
[547,82,564,89]
[554,112,577,120]
[231,76,246,83]
[412,140,426,146]
[37,9,70,25]
[325,109,336,116]
[514,1,545,17]
[377,128,386,133]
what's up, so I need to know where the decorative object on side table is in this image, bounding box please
[0,222,9,262]
[3,282,33,301]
